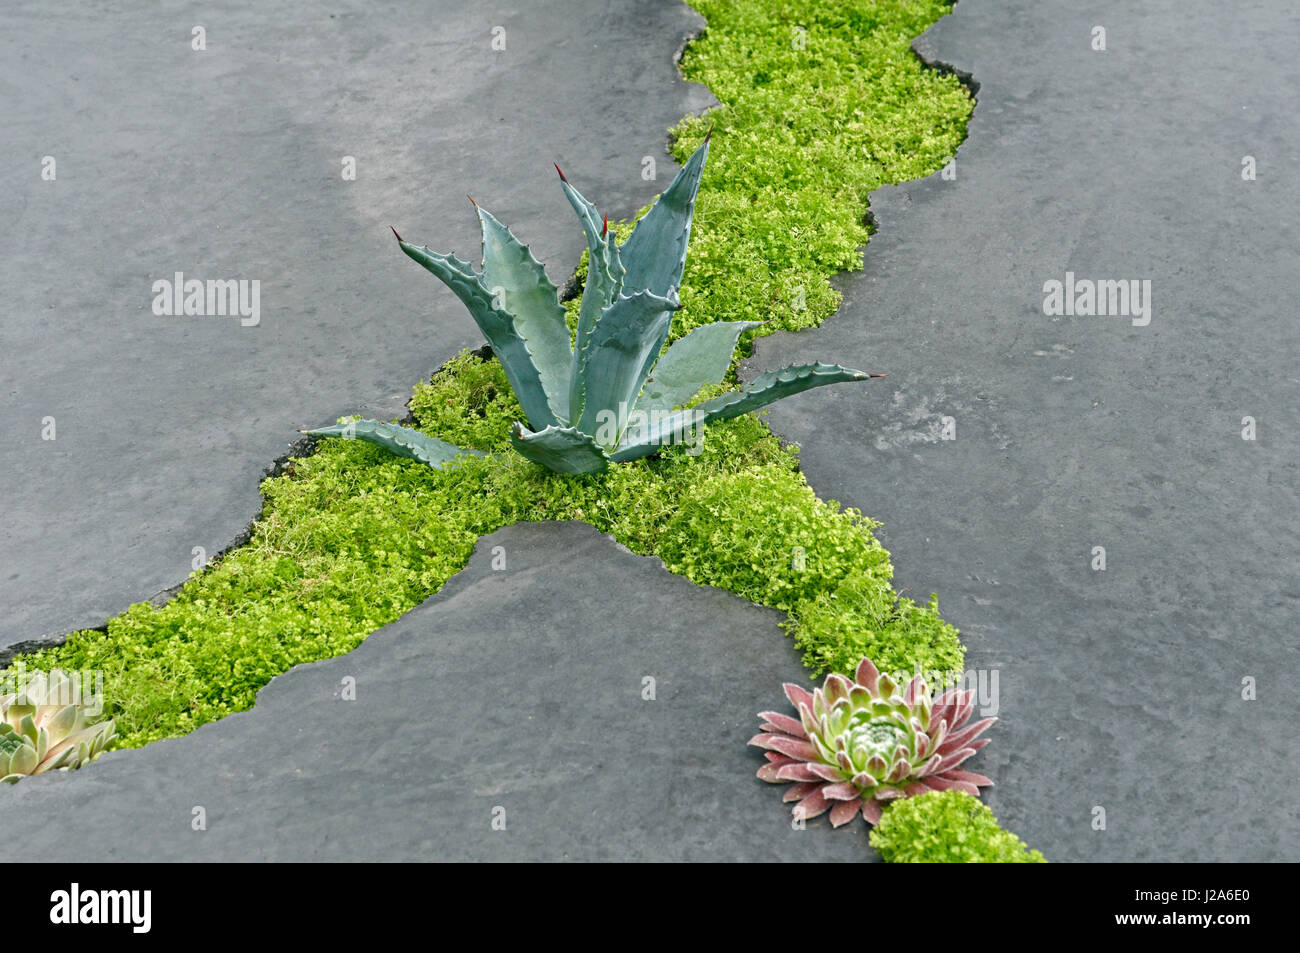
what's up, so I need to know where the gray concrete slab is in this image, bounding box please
[0,522,876,861]
[743,0,1300,861]
[0,0,716,649]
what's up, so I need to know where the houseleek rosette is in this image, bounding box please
[1,670,116,782]
[750,657,995,826]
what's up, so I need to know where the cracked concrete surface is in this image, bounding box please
[0,522,874,862]
[742,0,1299,860]
[0,0,715,650]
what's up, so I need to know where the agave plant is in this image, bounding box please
[750,657,995,826]
[305,134,883,474]
[0,670,116,782]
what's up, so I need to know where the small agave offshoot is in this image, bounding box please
[750,657,995,826]
[305,133,884,474]
[0,670,116,782]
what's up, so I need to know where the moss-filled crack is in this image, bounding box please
[5,0,1035,860]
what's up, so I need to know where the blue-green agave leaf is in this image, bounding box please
[637,320,762,415]
[475,205,573,424]
[610,362,884,462]
[618,132,710,297]
[395,234,558,431]
[556,166,624,311]
[509,422,610,474]
[557,167,626,423]
[303,419,484,470]
[573,290,680,445]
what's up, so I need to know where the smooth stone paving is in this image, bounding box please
[0,522,875,862]
[743,0,1299,860]
[0,0,715,650]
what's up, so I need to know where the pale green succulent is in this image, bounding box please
[307,134,883,474]
[1,670,115,782]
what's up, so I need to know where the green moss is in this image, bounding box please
[5,0,1026,860]
[870,791,1048,863]
[794,574,962,679]
[668,0,973,345]
[409,350,522,453]
[17,352,960,747]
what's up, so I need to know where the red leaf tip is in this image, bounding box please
[467,194,477,207]
[389,226,404,243]
[553,163,567,182]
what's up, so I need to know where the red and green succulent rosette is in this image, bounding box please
[750,657,995,826]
